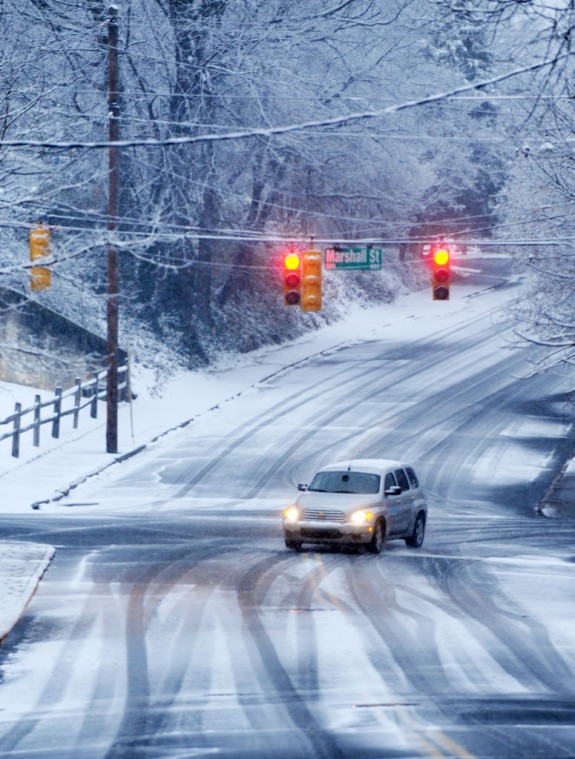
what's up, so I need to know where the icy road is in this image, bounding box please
[0,261,574,758]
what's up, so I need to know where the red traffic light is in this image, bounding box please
[285,272,300,288]
[283,252,302,305]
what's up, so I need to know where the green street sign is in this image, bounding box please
[325,247,383,270]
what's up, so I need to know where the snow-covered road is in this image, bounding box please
[1,265,574,758]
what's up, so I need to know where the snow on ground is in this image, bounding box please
[0,543,54,643]
[0,281,567,643]
[0,285,506,512]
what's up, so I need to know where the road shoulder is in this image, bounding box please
[538,456,575,519]
[0,543,55,643]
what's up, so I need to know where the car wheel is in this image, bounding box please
[405,513,425,548]
[285,538,302,551]
[368,520,385,554]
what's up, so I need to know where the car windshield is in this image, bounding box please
[308,471,380,494]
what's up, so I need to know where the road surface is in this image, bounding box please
[0,266,574,758]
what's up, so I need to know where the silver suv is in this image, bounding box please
[283,459,427,553]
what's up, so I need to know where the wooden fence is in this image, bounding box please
[0,365,130,458]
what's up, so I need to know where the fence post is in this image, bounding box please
[127,351,135,440]
[11,402,21,458]
[52,387,62,438]
[33,394,41,447]
[90,374,99,419]
[73,378,81,429]
[120,365,127,402]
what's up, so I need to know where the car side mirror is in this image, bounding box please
[297,483,308,491]
[384,485,401,496]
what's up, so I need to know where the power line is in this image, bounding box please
[1,217,573,248]
[1,53,571,150]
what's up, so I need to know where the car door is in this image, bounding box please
[384,471,404,535]
[393,468,413,535]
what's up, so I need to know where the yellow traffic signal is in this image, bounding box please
[431,245,450,300]
[29,224,51,291]
[283,251,301,305]
[301,250,322,311]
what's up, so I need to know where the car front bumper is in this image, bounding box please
[283,520,373,546]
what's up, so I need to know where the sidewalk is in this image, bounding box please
[0,543,55,643]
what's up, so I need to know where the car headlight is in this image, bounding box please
[350,509,374,525]
[283,506,300,523]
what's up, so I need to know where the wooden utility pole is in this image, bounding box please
[106,4,120,453]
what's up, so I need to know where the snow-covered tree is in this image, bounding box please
[461,0,575,369]
[0,0,526,366]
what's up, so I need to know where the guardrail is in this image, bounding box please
[0,365,130,458]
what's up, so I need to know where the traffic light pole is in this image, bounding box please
[106,4,120,454]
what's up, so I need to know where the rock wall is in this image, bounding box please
[0,288,124,390]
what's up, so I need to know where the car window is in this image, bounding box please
[308,471,381,494]
[384,472,397,491]
[406,467,419,489]
[394,468,410,492]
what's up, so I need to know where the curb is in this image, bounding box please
[537,456,575,519]
[0,544,55,644]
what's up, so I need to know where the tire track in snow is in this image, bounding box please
[233,552,347,758]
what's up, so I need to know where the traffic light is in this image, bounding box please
[431,244,450,300]
[29,224,51,291]
[283,251,301,305]
[301,250,322,311]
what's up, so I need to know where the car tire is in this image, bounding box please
[368,520,385,554]
[285,538,302,551]
[405,513,425,548]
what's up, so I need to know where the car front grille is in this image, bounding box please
[300,528,342,539]
[301,508,346,523]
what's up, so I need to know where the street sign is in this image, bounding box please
[325,247,383,270]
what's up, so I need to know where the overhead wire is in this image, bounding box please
[5,187,575,249]
[1,216,574,254]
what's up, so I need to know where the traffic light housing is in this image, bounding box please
[431,245,450,300]
[29,224,51,291]
[301,250,322,311]
[283,251,301,305]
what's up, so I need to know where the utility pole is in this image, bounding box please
[106,4,119,453]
